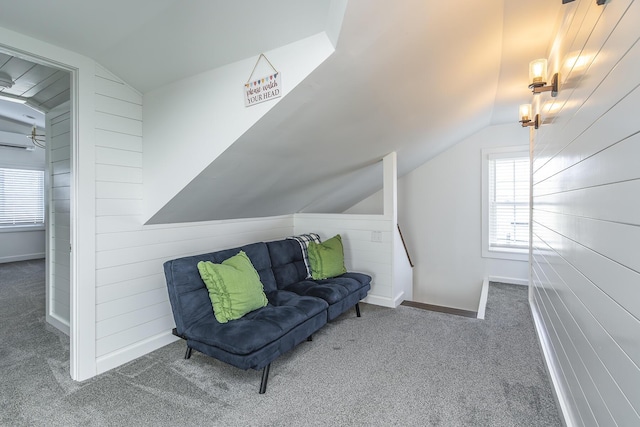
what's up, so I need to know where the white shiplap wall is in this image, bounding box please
[530,0,640,425]
[93,65,295,372]
[295,213,404,307]
[48,103,71,332]
[295,214,392,296]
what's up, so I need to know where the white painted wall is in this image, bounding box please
[143,32,335,224]
[0,227,45,262]
[348,124,529,311]
[0,145,46,263]
[401,124,530,311]
[530,0,640,425]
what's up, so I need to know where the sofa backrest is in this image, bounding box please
[163,242,276,335]
[266,239,308,289]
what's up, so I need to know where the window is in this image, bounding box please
[482,148,530,261]
[0,167,45,227]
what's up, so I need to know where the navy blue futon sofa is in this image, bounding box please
[163,237,371,393]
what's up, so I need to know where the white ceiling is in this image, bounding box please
[0,0,333,93]
[0,52,70,136]
[0,0,562,221]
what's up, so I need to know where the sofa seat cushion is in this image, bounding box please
[339,272,372,287]
[282,274,368,305]
[185,291,327,355]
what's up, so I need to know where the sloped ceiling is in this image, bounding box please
[0,0,561,222]
[150,0,562,222]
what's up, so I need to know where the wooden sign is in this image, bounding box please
[244,53,281,107]
[244,72,281,107]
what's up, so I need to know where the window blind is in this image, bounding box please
[488,157,529,249]
[0,167,45,226]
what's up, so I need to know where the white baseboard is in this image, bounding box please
[0,253,45,264]
[488,275,529,286]
[530,299,574,427]
[393,291,405,308]
[46,313,70,336]
[96,331,180,375]
[363,294,396,308]
[477,279,490,320]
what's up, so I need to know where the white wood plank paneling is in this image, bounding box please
[95,93,142,119]
[533,0,636,174]
[48,104,71,329]
[295,214,398,305]
[533,132,640,198]
[530,272,602,426]
[96,274,165,305]
[95,111,142,136]
[92,66,299,363]
[95,164,143,184]
[532,245,640,417]
[95,147,142,168]
[530,0,640,425]
[95,128,142,151]
[95,182,143,200]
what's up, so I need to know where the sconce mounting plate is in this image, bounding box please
[532,73,558,97]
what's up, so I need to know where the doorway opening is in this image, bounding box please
[0,47,73,370]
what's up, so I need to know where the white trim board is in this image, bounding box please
[96,331,179,375]
[487,276,529,286]
[477,279,490,320]
[46,312,70,336]
[363,294,398,308]
[0,253,45,264]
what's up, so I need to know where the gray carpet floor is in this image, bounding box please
[0,259,562,426]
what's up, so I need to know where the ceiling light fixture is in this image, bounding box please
[29,125,46,149]
[0,71,14,88]
[519,104,539,129]
[529,59,558,97]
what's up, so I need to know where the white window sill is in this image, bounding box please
[482,246,529,262]
[0,225,45,233]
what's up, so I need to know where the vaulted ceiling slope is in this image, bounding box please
[0,0,560,223]
[148,0,561,222]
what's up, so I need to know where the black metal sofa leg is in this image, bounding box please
[355,303,361,317]
[259,364,271,394]
[184,346,193,359]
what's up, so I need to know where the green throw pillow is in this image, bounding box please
[307,234,347,280]
[197,251,268,323]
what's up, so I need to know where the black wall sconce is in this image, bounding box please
[563,0,606,5]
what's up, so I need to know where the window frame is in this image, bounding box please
[481,146,530,262]
[0,165,46,232]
